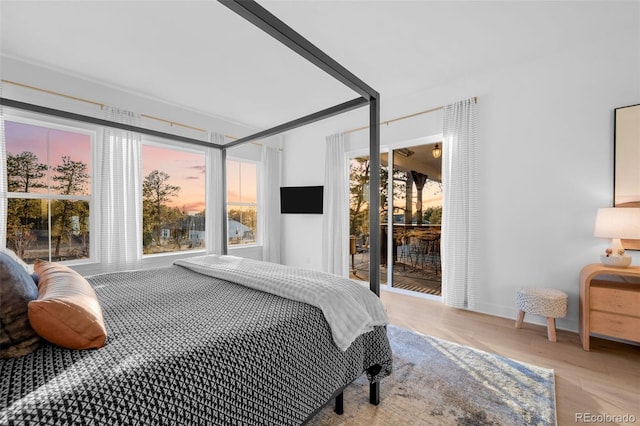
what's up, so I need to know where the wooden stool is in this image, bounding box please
[515,288,568,342]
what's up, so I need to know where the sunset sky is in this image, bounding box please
[142,144,206,212]
[5,120,92,195]
[227,159,257,205]
[6,120,257,212]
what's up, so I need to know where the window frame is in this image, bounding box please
[140,135,208,258]
[2,109,267,269]
[226,156,259,247]
[2,111,98,265]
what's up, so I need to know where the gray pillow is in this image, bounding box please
[0,247,34,274]
[0,252,41,358]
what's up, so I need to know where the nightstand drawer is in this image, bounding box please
[590,311,640,343]
[590,281,640,317]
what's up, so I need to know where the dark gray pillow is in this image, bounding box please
[0,252,40,358]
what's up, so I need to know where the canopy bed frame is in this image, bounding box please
[0,0,381,299]
[0,0,384,420]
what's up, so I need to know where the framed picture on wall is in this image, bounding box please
[614,103,640,250]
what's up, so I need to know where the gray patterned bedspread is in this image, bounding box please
[176,255,389,351]
[0,265,392,425]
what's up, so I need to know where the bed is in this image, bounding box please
[0,255,393,425]
[1,1,388,422]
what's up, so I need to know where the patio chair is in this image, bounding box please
[395,233,410,270]
[408,236,427,271]
[424,233,441,274]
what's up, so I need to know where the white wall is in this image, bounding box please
[280,19,640,332]
[278,120,329,268]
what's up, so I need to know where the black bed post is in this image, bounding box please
[368,96,380,298]
[369,96,381,406]
[334,391,344,414]
[221,148,228,255]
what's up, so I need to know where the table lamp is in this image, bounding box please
[593,207,640,267]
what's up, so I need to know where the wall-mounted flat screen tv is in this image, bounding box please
[280,186,324,214]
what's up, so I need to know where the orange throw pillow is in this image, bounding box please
[29,260,107,350]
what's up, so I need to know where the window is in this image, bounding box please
[142,143,206,255]
[226,159,257,245]
[4,119,93,264]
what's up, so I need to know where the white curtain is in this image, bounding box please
[260,145,282,263]
[322,133,349,276]
[206,132,225,255]
[441,98,479,309]
[99,107,143,272]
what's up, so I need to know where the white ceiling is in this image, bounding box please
[0,1,636,130]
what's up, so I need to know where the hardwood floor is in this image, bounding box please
[381,289,640,426]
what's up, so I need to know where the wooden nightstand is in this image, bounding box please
[579,264,640,351]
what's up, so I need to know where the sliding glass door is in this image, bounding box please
[349,141,442,296]
[389,143,442,295]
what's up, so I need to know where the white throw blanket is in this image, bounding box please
[174,255,388,351]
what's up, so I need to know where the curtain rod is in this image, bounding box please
[344,96,477,134]
[1,79,238,140]
[0,97,228,149]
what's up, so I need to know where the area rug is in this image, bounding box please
[308,325,556,426]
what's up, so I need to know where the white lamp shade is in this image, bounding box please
[593,208,640,239]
